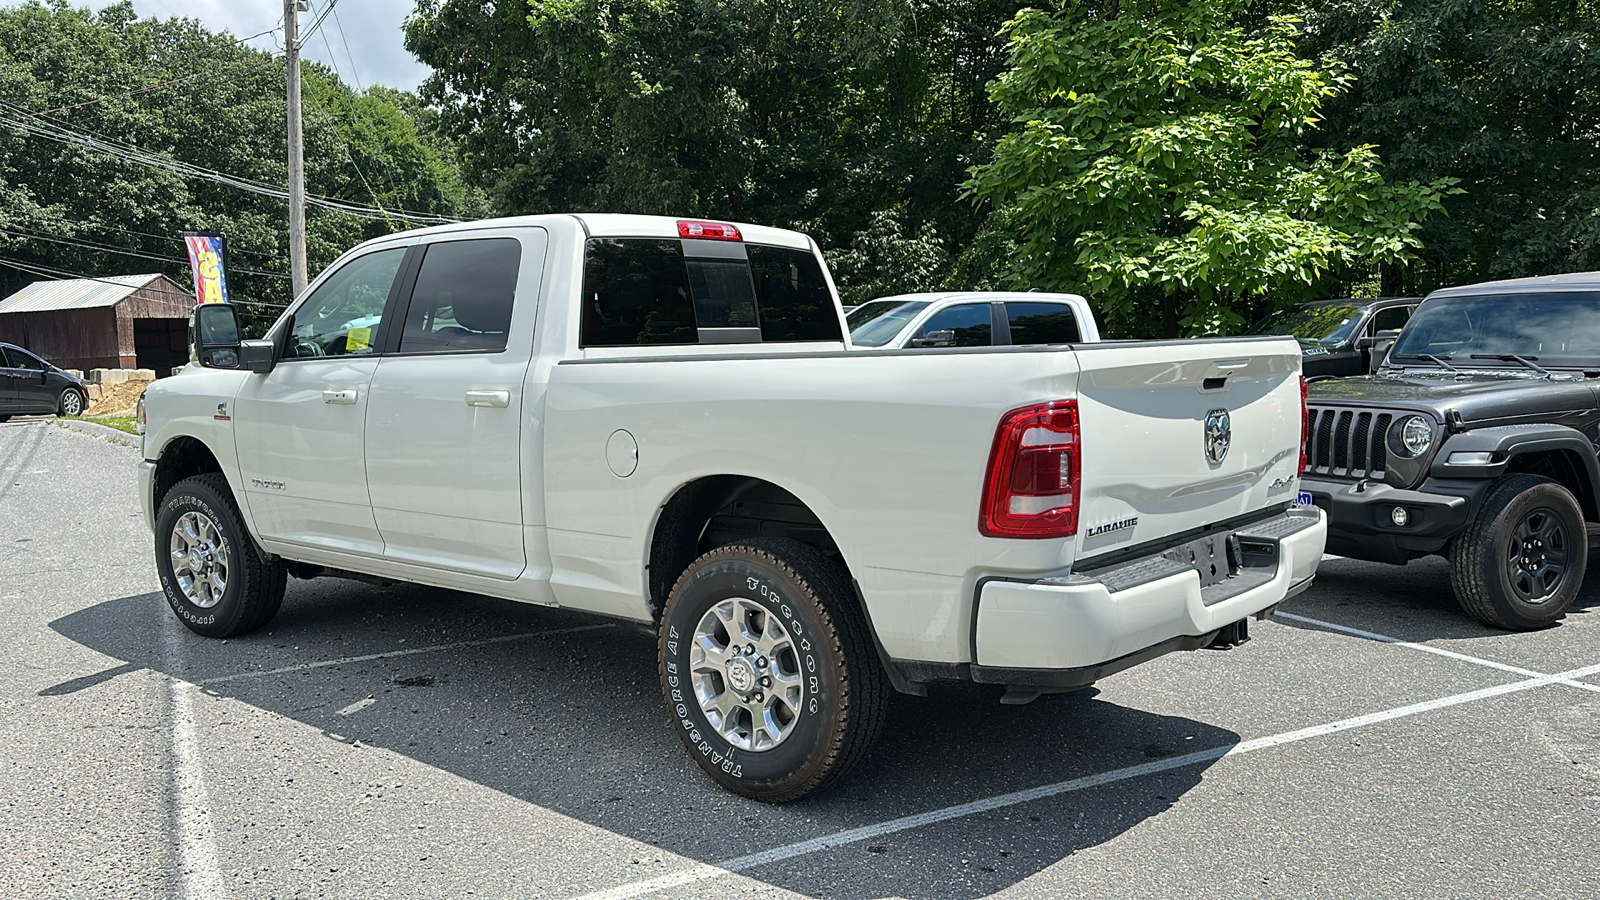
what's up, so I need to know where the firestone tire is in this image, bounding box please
[1449,473,1586,631]
[58,389,83,417]
[155,473,286,638]
[658,538,888,802]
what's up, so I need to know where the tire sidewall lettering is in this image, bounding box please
[156,484,238,631]
[662,554,833,787]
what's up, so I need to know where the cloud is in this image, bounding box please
[70,0,431,90]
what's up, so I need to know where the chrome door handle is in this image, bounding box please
[465,389,510,409]
[322,389,358,405]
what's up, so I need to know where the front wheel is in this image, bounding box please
[58,388,83,417]
[1450,473,1586,630]
[155,473,286,637]
[659,538,888,802]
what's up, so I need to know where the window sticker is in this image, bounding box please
[347,327,372,353]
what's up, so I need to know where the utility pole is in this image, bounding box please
[285,0,308,296]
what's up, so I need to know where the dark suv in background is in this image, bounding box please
[1301,273,1600,631]
[1250,296,1420,378]
[1,342,90,420]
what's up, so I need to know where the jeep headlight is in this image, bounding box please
[1392,415,1432,458]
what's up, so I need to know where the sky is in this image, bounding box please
[76,0,432,91]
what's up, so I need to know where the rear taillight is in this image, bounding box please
[1298,375,1309,476]
[677,220,742,241]
[980,401,1080,539]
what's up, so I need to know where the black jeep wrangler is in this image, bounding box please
[1302,273,1600,630]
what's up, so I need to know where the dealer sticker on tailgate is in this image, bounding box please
[1295,491,1315,508]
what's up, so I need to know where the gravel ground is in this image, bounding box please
[2,419,1597,899]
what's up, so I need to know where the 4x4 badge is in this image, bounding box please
[1204,408,1231,465]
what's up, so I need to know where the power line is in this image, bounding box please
[88,223,282,261]
[0,100,458,224]
[0,255,289,309]
[0,225,292,279]
[305,1,407,230]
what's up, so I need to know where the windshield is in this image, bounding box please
[1389,292,1600,368]
[847,299,931,347]
[1249,303,1365,344]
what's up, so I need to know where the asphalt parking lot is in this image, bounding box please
[3,418,1598,899]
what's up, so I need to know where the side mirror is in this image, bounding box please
[909,329,957,348]
[192,304,276,374]
[1368,329,1402,373]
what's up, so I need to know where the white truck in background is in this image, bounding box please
[137,214,1326,801]
[846,290,1100,350]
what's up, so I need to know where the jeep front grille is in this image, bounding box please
[1305,407,1391,480]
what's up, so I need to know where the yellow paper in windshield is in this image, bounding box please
[347,327,372,353]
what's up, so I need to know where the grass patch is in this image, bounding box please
[62,415,138,435]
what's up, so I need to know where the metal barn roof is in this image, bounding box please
[0,274,167,314]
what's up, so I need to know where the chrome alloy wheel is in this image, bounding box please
[690,598,806,752]
[169,511,229,608]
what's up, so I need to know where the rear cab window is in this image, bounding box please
[580,230,843,349]
[1006,301,1081,345]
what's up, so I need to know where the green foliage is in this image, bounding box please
[1299,0,1600,294]
[0,0,480,335]
[967,1,1451,336]
[405,0,1028,302]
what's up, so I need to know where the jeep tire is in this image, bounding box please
[658,538,888,802]
[155,473,286,637]
[1450,473,1586,630]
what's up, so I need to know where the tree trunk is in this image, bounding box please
[1162,293,1180,338]
[1379,261,1404,297]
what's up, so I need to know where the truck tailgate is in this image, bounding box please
[1069,338,1303,565]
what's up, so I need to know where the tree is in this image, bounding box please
[404,0,1028,299]
[966,1,1451,337]
[0,1,482,335]
[1299,0,1600,294]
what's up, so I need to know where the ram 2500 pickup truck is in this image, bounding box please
[138,214,1326,801]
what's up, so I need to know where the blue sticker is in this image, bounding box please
[1296,491,1315,507]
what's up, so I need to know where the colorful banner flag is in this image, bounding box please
[183,231,230,305]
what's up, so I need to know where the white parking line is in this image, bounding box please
[198,623,613,686]
[1276,612,1600,694]
[572,661,1600,900]
[163,612,225,900]
[337,697,377,716]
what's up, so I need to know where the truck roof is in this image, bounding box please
[1431,271,1600,297]
[347,213,815,253]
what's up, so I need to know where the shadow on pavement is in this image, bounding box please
[1289,554,1600,641]
[49,580,1236,899]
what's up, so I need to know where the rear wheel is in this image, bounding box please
[659,538,888,802]
[57,388,83,417]
[1450,473,1586,630]
[155,473,286,637]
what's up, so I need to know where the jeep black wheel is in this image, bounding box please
[1449,473,1585,630]
[658,538,888,802]
[155,473,286,637]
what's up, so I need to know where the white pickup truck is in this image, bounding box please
[138,214,1326,801]
[846,291,1101,349]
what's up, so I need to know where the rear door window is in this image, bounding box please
[398,238,522,353]
[1006,302,1081,345]
[917,303,993,347]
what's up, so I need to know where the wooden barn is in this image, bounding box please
[0,273,193,371]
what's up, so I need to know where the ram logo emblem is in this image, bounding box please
[1204,408,1231,465]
